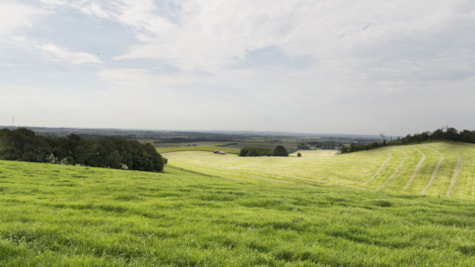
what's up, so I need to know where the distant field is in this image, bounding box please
[157,146,240,154]
[164,142,475,200]
[154,138,303,152]
[0,159,474,265]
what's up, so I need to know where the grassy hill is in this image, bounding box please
[164,142,475,200]
[0,143,474,265]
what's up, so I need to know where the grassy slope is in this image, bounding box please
[0,158,474,266]
[164,142,475,200]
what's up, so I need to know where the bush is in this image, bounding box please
[272,145,288,157]
[239,147,271,157]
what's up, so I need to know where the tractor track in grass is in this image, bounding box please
[240,167,364,185]
[472,172,475,200]
[421,146,444,196]
[165,144,475,199]
[169,164,368,191]
[446,150,462,198]
[263,173,368,190]
[363,152,392,185]
[377,149,408,191]
[401,147,426,192]
[168,165,299,185]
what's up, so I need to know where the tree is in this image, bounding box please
[0,128,49,162]
[339,145,351,153]
[445,127,459,141]
[272,145,288,157]
[431,129,445,140]
[0,128,164,172]
[460,130,475,143]
[239,147,271,157]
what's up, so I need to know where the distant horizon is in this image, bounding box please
[1,1,474,136]
[4,123,472,139]
[2,123,381,136]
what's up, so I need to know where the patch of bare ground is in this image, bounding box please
[421,146,444,195]
[401,147,426,192]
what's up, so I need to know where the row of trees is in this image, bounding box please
[239,145,289,157]
[390,128,475,145]
[339,141,387,153]
[0,128,164,172]
[340,127,475,153]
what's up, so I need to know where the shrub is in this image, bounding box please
[239,147,271,157]
[272,145,288,157]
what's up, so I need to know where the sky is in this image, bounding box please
[1,0,474,136]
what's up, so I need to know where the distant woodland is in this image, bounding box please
[239,145,289,157]
[0,128,164,172]
[340,127,475,153]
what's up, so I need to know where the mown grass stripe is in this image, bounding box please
[402,147,426,192]
[421,146,444,195]
[446,151,462,198]
[472,171,475,200]
[363,152,392,185]
[377,149,408,191]
[169,159,366,190]
[252,172,369,191]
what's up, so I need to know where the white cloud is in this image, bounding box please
[115,0,298,71]
[2,0,475,134]
[99,0,474,78]
[0,2,46,35]
[34,0,475,75]
[34,42,101,65]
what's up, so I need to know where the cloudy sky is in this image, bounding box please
[1,0,474,135]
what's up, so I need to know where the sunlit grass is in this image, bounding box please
[0,144,474,265]
[164,142,475,200]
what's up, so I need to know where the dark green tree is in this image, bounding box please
[239,147,271,157]
[0,128,164,172]
[272,145,288,157]
[445,127,459,141]
[0,128,49,162]
[460,130,475,143]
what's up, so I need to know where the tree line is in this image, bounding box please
[340,127,475,153]
[0,128,164,172]
[239,145,289,157]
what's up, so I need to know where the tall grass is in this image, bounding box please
[0,158,474,265]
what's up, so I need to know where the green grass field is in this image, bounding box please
[0,142,474,266]
[164,142,475,200]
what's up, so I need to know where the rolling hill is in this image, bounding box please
[0,142,473,265]
[164,142,475,200]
